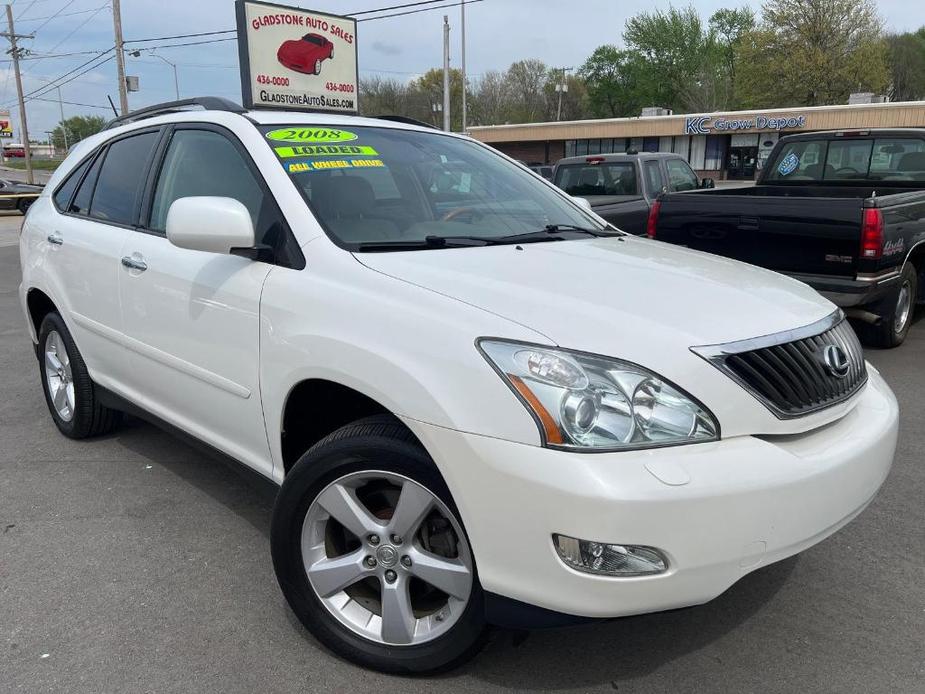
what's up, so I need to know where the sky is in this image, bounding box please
[1,0,922,140]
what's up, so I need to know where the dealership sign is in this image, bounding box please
[685,114,806,135]
[0,110,12,138]
[235,0,358,113]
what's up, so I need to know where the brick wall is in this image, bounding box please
[486,140,566,165]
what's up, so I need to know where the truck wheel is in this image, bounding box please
[859,263,917,348]
[37,312,122,438]
[271,415,489,674]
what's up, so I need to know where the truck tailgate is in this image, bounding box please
[654,191,863,277]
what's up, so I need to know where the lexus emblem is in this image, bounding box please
[823,344,850,378]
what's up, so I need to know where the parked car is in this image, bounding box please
[3,144,25,158]
[527,163,553,180]
[0,178,42,213]
[277,32,334,75]
[552,151,714,235]
[19,98,898,674]
[649,129,925,347]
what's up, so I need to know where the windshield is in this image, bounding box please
[261,125,606,250]
[554,162,638,196]
[765,137,925,183]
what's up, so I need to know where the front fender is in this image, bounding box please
[259,240,547,480]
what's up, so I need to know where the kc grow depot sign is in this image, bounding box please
[685,113,806,135]
[236,0,358,113]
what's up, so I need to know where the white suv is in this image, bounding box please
[19,98,898,673]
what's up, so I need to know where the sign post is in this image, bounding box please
[235,1,358,114]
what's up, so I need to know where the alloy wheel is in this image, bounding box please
[302,470,473,646]
[44,330,75,421]
[894,280,912,335]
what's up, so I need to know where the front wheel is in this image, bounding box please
[857,262,917,348]
[313,59,322,75]
[271,415,489,674]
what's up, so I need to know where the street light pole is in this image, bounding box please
[460,0,466,132]
[152,53,179,100]
[56,87,68,151]
[442,15,450,132]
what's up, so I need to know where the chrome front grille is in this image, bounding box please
[693,312,867,419]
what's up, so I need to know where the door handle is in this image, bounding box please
[121,256,148,272]
[47,233,63,245]
[737,216,760,231]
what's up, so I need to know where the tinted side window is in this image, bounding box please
[150,129,265,234]
[644,161,664,194]
[89,131,159,225]
[666,159,699,192]
[53,156,92,211]
[70,153,104,216]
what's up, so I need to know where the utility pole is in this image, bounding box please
[460,0,467,132]
[56,87,68,151]
[442,15,450,132]
[112,0,129,115]
[554,66,572,122]
[3,4,34,184]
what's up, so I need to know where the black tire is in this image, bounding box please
[37,312,122,439]
[856,262,917,348]
[271,414,489,674]
[18,197,34,215]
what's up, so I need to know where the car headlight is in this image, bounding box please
[478,339,719,451]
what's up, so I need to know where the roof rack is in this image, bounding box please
[374,114,438,130]
[104,97,247,130]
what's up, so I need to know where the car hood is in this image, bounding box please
[355,236,835,357]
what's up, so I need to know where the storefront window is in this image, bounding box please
[704,135,726,170]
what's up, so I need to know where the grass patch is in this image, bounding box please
[3,159,63,171]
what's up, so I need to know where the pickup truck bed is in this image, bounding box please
[650,129,925,347]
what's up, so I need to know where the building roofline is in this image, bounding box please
[467,100,925,133]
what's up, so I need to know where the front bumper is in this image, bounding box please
[405,367,898,620]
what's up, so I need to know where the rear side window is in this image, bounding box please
[53,156,92,211]
[870,138,925,180]
[644,160,664,194]
[89,131,159,225]
[69,154,104,216]
[666,159,699,191]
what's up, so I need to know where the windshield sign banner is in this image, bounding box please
[685,114,806,135]
[236,0,358,114]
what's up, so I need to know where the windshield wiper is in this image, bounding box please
[354,236,495,252]
[542,224,615,236]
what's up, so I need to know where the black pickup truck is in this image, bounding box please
[552,152,714,235]
[650,129,925,347]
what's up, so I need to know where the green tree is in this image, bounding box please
[623,6,715,111]
[504,59,549,123]
[410,68,464,129]
[736,0,889,107]
[579,45,648,118]
[51,115,106,151]
[886,28,925,102]
[709,7,755,106]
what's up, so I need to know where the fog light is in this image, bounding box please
[553,534,668,576]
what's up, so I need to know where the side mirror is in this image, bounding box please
[700,177,716,189]
[166,196,255,255]
[572,196,593,211]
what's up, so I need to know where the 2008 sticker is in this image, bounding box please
[266,128,358,143]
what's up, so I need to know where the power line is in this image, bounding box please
[15,1,39,21]
[22,54,115,105]
[21,4,111,76]
[30,0,78,33]
[126,0,486,43]
[33,95,111,109]
[18,6,109,24]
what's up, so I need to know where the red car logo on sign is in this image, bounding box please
[277,33,334,75]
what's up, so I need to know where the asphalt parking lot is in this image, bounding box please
[1,212,923,693]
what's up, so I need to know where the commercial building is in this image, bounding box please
[467,100,925,181]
